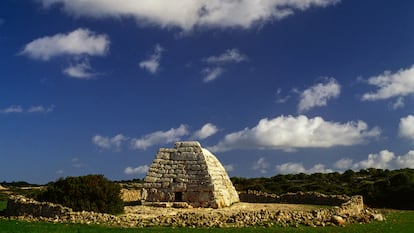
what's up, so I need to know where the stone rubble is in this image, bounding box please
[1,193,384,228]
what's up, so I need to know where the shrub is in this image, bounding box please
[38,174,124,214]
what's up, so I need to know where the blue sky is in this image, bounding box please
[1,0,414,184]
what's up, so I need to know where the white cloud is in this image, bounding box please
[202,67,225,82]
[139,44,163,74]
[395,151,414,169]
[0,105,23,114]
[39,0,339,31]
[390,97,405,110]
[253,157,269,174]
[210,115,380,152]
[192,123,218,140]
[298,78,341,113]
[201,48,247,82]
[204,49,248,64]
[63,60,97,79]
[56,169,64,174]
[399,115,414,141]
[334,150,414,171]
[275,88,290,104]
[27,105,54,113]
[20,28,109,61]
[353,150,395,170]
[71,158,87,168]
[92,134,128,151]
[275,163,332,174]
[124,165,149,175]
[276,162,305,174]
[361,65,414,101]
[0,105,54,114]
[334,158,354,170]
[131,124,189,150]
[223,164,235,172]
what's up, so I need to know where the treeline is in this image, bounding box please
[231,168,414,210]
[0,181,39,187]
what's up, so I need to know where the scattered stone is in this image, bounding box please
[331,215,346,226]
[371,213,385,221]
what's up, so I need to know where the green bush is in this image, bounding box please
[38,174,124,214]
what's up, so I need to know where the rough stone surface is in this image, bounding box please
[121,189,141,203]
[2,193,384,228]
[142,141,239,208]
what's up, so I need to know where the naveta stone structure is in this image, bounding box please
[141,141,239,208]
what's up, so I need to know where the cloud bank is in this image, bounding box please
[276,163,333,174]
[210,115,380,152]
[334,150,414,171]
[39,0,340,31]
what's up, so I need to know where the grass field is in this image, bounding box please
[0,200,7,211]
[0,210,413,233]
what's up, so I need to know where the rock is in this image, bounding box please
[331,215,346,226]
[371,213,385,221]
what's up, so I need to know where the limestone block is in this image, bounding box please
[145,182,162,189]
[162,182,170,188]
[144,176,158,183]
[172,183,186,191]
[164,173,177,178]
[178,147,194,153]
[160,177,172,183]
[175,141,201,148]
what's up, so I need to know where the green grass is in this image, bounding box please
[0,211,413,233]
[0,200,7,211]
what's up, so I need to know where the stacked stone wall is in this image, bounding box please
[120,189,141,203]
[4,195,71,218]
[239,190,351,206]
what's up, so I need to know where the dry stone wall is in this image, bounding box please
[1,193,382,227]
[4,195,71,218]
[142,141,239,208]
[240,190,352,206]
[121,189,141,203]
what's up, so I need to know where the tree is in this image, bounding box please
[38,174,124,214]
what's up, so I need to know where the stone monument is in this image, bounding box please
[142,141,239,208]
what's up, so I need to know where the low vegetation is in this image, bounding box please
[231,168,414,210]
[36,174,124,215]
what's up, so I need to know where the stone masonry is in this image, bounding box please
[142,141,239,208]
